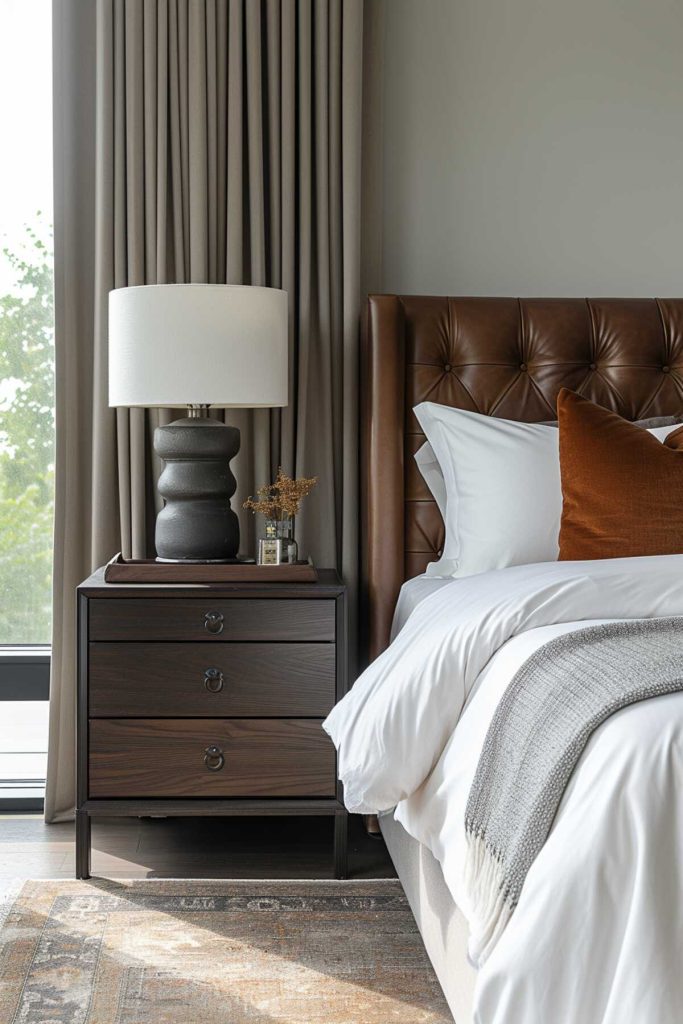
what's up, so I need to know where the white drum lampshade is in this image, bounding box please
[107,284,288,562]
[108,284,288,409]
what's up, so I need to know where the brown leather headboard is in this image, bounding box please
[362,295,683,661]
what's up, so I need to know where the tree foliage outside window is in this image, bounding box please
[0,221,54,644]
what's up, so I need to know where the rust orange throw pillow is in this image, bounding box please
[558,389,683,560]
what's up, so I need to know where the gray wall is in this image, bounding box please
[371,0,683,296]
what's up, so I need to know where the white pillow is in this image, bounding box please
[413,441,447,516]
[413,402,679,579]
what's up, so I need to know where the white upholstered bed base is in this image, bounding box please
[379,813,476,1024]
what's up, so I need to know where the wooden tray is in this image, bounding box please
[103,553,319,584]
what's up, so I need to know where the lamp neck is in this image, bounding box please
[186,404,210,419]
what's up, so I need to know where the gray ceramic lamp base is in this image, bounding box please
[154,416,241,562]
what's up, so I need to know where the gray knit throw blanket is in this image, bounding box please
[464,617,683,967]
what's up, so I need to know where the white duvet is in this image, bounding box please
[323,555,683,1024]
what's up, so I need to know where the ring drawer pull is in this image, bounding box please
[204,610,224,635]
[204,668,224,693]
[204,744,225,771]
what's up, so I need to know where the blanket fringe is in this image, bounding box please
[464,831,513,968]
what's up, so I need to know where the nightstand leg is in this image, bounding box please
[76,808,91,880]
[334,811,348,879]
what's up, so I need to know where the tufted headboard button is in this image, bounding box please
[663,365,670,373]
[519,362,527,372]
[444,363,452,373]
[590,362,597,371]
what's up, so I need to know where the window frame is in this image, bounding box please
[0,646,49,811]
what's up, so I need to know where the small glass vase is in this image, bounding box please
[264,517,298,563]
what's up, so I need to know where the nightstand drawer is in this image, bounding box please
[88,598,335,642]
[89,718,335,797]
[89,643,336,717]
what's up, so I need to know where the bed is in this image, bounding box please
[336,295,683,1023]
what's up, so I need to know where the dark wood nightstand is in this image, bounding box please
[76,569,348,879]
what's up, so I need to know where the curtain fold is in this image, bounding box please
[47,0,363,823]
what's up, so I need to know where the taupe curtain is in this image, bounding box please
[47,0,363,823]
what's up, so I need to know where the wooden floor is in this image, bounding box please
[0,813,395,885]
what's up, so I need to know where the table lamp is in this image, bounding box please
[108,284,288,562]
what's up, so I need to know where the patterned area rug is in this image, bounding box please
[0,879,452,1023]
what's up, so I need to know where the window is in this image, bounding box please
[0,0,54,808]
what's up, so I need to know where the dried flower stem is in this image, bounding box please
[243,467,318,520]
